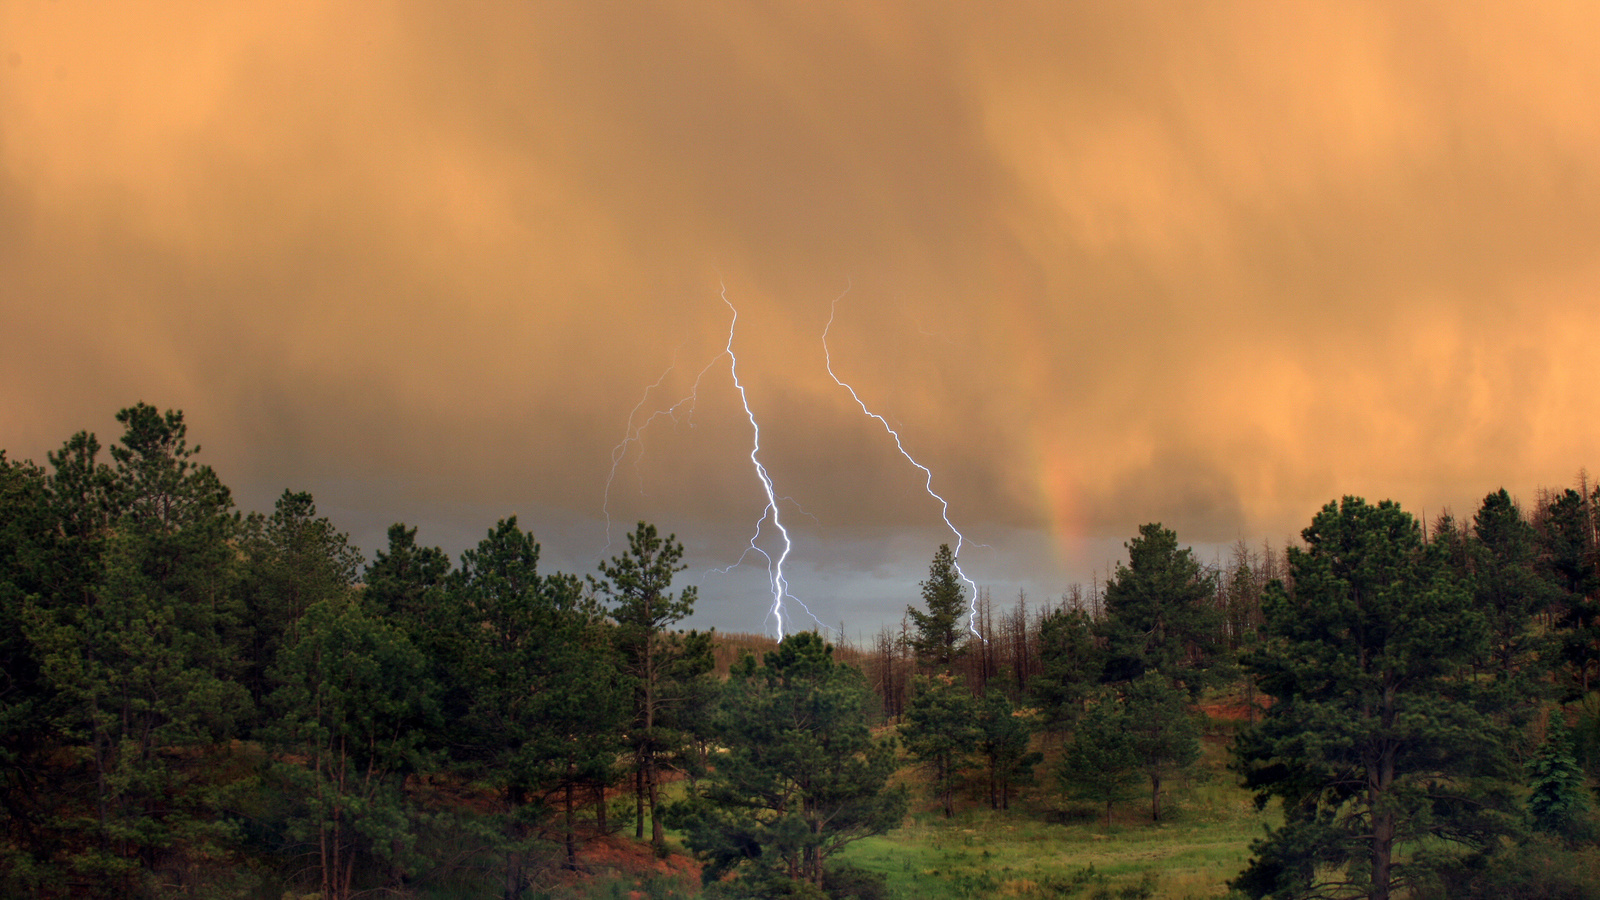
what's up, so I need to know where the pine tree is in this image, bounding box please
[1469,489,1555,725]
[1527,715,1594,841]
[975,688,1041,810]
[667,632,905,889]
[1029,605,1102,734]
[362,524,460,739]
[1122,672,1199,822]
[26,405,252,894]
[591,521,698,848]
[1538,488,1600,695]
[1098,523,1221,693]
[1233,497,1518,900]
[902,673,978,817]
[239,490,364,713]
[265,596,436,900]
[906,544,968,673]
[0,454,62,895]
[1058,689,1139,826]
[451,517,626,880]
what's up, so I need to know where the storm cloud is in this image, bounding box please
[5,2,1598,633]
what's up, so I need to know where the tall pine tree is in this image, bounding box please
[590,522,699,848]
[907,544,968,673]
[26,405,251,895]
[1098,523,1221,693]
[1234,498,1518,900]
[668,632,906,890]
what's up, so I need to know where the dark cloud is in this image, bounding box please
[5,2,1600,633]
[1084,445,1248,544]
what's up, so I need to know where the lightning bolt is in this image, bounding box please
[603,285,829,639]
[718,289,796,637]
[718,285,840,639]
[601,350,727,555]
[822,285,986,641]
[601,361,676,554]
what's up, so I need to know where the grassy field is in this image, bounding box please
[835,732,1275,900]
[519,712,1276,900]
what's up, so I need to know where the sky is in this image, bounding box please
[5,2,1600,638]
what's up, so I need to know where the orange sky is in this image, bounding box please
[5,2,1599,634]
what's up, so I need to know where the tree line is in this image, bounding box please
[4,404,1600,899]
[872,492,1600,900]
[3,406,731,897]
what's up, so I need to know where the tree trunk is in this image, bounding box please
[1371,805,1394,900]
[504,786,527,900]
[648,755,663,846]
[934,759,947,816]
[1369,750,1396,900]
[1367,681,1399,900]
[634,766,645,839]
[565,777,577,868]
[642,612,662,847]
[1151,772,1162,822]
[502,848,522,900]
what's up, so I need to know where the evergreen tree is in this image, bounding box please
[1098,523,1222,693]
[1058,689,1139,826]
[667,629,722,790]
[363,523,453,624]
[1469,490,1555,723]
[362,524,460,739]
[1056,675,1197,825]
[451,517,626,882]
[1233,497,1518,900]
[1537,488,1600,695]
[265,595,435,900]
[907,544,968,673]
[239,490,364,713]
[901,674,979,818]
[1122,672,1199,822]
[667,632,906,889]
[974,688,1041,810]
[102,405,245,687]
[1526,715,1594,842]
[590,521,698,848]
[1029,605,1102,734]
[0,454,62,894]
[24,405,252,895]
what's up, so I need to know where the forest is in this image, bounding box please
[3,404,1599,900]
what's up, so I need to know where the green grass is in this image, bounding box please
[837,737,1276,899]
[562,723,1277,899]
